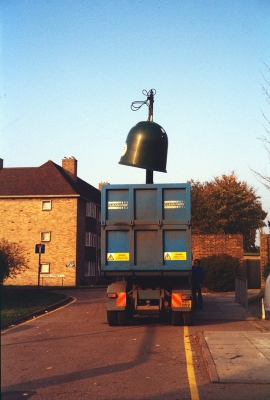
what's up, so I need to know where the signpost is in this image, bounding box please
[35,244,45,290]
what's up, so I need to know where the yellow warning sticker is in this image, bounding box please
[164,253,172,260]
[107,253,129,261]
[164,252,187,260]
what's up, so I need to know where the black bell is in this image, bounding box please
[119,121,168,172]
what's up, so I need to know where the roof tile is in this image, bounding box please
[0,160,100,203]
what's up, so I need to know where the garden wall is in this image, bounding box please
[260,234,270,283]
[192,234,244,272]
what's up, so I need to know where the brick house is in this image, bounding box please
[0,157,101,286]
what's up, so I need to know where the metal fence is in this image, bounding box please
[243,259,261,289]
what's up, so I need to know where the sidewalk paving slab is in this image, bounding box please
[198,331,270,383]
[196,291,270,384]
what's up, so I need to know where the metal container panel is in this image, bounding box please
[135,230,159,266]
[163,188,188,221]
[101,183,191,275]
[135,189,158,220]
[106,189,129,221]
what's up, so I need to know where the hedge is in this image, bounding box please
[200,254,240,292]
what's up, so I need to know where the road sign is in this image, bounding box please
[35,243,45,254]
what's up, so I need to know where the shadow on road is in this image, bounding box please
[1,391,37,400]
[2,324,158,393]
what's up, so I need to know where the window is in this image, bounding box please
[84,261,96,276]
[41,231,51,241]
[85,232,96,247]
[86,202,96,218]
[41,200,52,210]
[98,235,101,249]
[40,263,50,273]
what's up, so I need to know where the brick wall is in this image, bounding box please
[260,234,270,282]
[1,197,78,286]
[76,198,87,285]
[192,234,244,269]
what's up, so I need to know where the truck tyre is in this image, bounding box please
[107,310,118,326]
[183,311,193,326]
[118,310,128,326]
[172,310,183,326]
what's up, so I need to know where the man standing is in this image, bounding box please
[191,259,204,310]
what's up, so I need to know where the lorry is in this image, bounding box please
[101,182,193,326]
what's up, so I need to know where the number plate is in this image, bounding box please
[182,300,191,307]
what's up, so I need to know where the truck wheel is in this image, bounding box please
[172,310,183,326]
[183,311,193,326]
[107,310,118,326]
[118,310,128,326]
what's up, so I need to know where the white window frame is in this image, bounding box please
[41,231,51,242]
[41,200,52,210]
[40,263,50,273]
[84,261,96,277]
[85,232,96,247]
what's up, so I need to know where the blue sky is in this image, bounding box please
[1,0,270,231]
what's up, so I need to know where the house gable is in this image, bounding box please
[0,159,101,203]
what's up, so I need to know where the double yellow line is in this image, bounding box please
[184,326,200,400]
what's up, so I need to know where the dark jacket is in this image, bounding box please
[191,265,204,286]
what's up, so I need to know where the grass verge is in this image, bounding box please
[1,286,67,327]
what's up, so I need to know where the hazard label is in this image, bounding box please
[164,252,187,260]
[107,253,129,261]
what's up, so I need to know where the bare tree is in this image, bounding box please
[252,63,270,190]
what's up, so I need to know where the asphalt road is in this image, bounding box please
[1,289,270,400]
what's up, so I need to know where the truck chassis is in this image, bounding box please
[106,276,193,326]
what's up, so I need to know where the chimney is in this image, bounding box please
[99,182,110,191]
[62,157,77,182]
[0,158,3,170]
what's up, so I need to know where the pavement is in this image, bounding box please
[196,289,270,384]
[2,288,270,385]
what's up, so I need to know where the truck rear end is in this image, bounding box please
[101,183,193,326]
